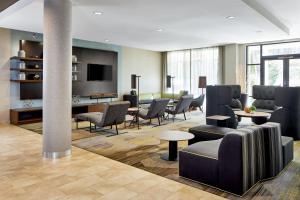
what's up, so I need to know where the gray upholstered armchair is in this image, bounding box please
[75,101,130,135]
[251,85,280,124]
[138,98,170,126]
[166,95,193,121]
[189,94,205,112]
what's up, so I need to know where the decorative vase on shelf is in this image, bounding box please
[72,74,78,81]
[72,65,77,72]
[18,61,26,69]
[33,74,40,80]
[72,55,77,62]
[18,50,26,58]
[19,73,26,80]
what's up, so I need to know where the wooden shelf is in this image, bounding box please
[11,56,80,64]
[11,80,43,83]
[10,56,43,61]
[11,68,43,72]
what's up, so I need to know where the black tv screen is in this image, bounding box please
[87,64,112,81]
[20,83,43,100]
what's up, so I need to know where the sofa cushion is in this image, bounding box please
[252,85,278,100]
[253,99,277,111]
[188,125,233,143]
[183,139,221,159]
[231,98,242,109]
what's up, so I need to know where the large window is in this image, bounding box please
[246,41,300,95]
[166,47,222,96]
[166,50,191,93]
[246,45,261,95]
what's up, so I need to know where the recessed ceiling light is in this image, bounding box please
[256,30,263,33]
[156,28,163,32]
[226,16,235,20]
[93,11,103,15]
[104,39,110,42]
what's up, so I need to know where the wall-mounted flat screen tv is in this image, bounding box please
[20,83,42,100]
[87,64,112,81]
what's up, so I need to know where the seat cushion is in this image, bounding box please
[75,112,102,121]
[85,113,104,126]
[281,136,294,167]
[183,139,222,159]
[138,108,148,119]
[188,125,234,143]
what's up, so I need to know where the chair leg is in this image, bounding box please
[157,116,161,126]
[110,125,113,129]
[200,106,203,113]
[183,111,186,120]
[172,115,175,122]
[89,122,92,133]
[115,123,119,135]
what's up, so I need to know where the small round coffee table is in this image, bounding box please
[159,131,194,161]
[234,110,271,125]
[234,110,271,118]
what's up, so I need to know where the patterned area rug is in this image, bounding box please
[20,111,300,199]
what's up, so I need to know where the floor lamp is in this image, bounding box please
[198,76,207,95]
[131,74,141,129]
[167,75,175,103]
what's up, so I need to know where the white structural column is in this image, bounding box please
[43,0,72,158]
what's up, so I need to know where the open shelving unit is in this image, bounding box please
[10,56,81,83]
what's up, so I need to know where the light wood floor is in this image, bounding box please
[0,123,225,200]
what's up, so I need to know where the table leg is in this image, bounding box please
[161,141,178,161]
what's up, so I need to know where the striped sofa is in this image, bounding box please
[179,122,293,196]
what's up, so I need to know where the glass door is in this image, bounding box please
[264,59,284,86]
[289,59,300,86]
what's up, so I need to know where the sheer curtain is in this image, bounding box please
[165,47,222,96]
[191,47,222,97]
[166,50,191,93]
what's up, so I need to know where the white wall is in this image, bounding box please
[0,28,11,123]
[120,46,162,95]
[223,44,238,84]
[223,44,246,92]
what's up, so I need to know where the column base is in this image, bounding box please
[43,149,71,159]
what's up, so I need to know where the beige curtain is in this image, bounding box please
[161,52,168,94]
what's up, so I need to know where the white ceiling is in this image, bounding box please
[0,0,299,51]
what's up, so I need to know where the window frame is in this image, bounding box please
[246,41,300,93]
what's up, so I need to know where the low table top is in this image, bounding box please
[159,131,194,142]
[128,107,139,112]
[234,110,271,118]
[206,115,231,121]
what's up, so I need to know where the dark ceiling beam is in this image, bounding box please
[0,0,20,12]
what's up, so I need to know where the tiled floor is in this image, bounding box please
[0,123,225,200]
